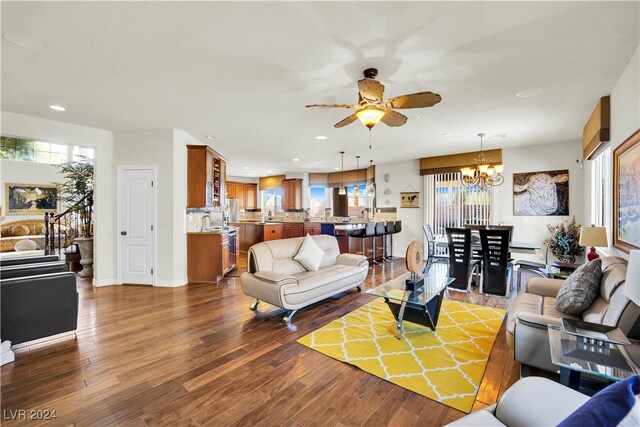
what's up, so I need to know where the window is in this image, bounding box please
[432,172,492,237]
[347,184,368,217]
[1,136,68,164]
[262,188,283,214]
[73,146,95,162]
[309,186,326,217]
[591,146,611,228]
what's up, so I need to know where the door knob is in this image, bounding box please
[121,231,127,235]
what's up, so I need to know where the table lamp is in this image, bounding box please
[579,225,608,262]
[624,250,640,306]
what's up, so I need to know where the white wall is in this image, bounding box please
[375,159,423,257]
[375,142,584,259]
[494,140,585,250]
[114,130,173,284]
[1,111,116,283]
[1,160,64,221]
[584,47,640,259]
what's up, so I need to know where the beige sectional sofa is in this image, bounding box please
[240,235,368,323]
[507,256,640,372]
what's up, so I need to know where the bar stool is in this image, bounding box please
[388,220,402,260]
[352,223,377,267]
[384,221,396,261]
[374,222,388,263]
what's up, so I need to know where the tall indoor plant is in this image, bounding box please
[57,155,94,277]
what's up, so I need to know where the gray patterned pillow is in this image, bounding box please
[555,258,603,315]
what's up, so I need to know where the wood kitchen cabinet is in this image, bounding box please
[226,182,258,210]
[263,224,283,241]
[282,179,302,211]
[187,230,237,283]
[304,222,321,236]
[187,145,226,207]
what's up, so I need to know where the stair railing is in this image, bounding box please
[44,195,93,256]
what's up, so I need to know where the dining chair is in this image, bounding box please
[422,224,448,267]
[445,227,481,292]
[479,228,513,297]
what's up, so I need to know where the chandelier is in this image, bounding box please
[460,133,505,190]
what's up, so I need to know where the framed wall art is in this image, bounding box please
[4,183,59,215]
[613,129,640,252]
[400,191,420,208]
[513,169,569,216]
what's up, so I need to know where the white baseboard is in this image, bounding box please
[92,277,120,287]
[154,278,187,287]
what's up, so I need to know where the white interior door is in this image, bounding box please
[119,167,155,285]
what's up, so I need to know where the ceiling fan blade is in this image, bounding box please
[385,91,442,109]
[334,114,358,128]
[357,78,385,104]
[380,110,407,127]
[305,103,358,109]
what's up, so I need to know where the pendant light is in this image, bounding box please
[353,156,361,197]
[367,159,376,198]
[338,151,346,195]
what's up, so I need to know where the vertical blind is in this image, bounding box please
[430,172,493,237]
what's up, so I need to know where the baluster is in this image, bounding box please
[48,212,55,254]
[57,215,62,256]
[44,212,50,255]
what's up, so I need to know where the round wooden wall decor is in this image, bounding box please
[405,241,424,274]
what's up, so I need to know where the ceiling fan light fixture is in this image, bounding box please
[355,106,386,129]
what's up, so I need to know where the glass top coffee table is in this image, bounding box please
[548,325,640,391]
[367,272,454,339]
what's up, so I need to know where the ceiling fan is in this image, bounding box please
[305,68,442,130]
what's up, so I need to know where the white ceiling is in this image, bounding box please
[2,2,638,176]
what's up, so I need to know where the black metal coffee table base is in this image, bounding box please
[384,287,445,339]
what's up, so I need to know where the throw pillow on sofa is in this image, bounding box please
[555,258,602,315]
[557,374,640,427]
[11,224,30,236]
[294,234,325,271]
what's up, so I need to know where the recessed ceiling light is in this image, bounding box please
[243,166,250,170]
[261,175,267,177]
[315,136,328,140]
[407,115,420,121]
[313,160,325,164]
[49,105,66,111]
[205,135,215,140]
[334,167,340,170]
[516,88,542,98]
[442,132,450,137]
[493,133,508,139]
[266,170,272,173]
[3,32,43,50]
[292,158,300,162]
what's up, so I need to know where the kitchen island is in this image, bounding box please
[186,227,238,283]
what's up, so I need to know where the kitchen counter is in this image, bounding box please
[187,226,239,235]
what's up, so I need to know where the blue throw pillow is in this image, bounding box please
[557,375,640,427]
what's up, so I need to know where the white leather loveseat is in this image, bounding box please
[445,376,589,426]
[240,235,368,323]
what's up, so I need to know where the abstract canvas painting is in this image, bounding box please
[614,129,640,252]
[513,169,569,216]
[5,183,59,215]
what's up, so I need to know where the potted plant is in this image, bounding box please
[544,217,584,264]
[57,155,94,277]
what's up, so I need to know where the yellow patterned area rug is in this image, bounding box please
[298,298,506,413]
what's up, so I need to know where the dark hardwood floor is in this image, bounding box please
[1,255,521,426]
